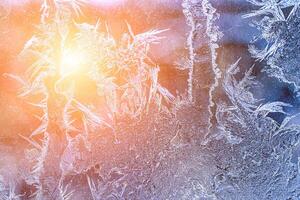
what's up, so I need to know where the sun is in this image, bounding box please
[60,49,86,76]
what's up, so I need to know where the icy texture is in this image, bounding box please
[0,0,300,199]
[244,1,300,88]
[211,61,300,199]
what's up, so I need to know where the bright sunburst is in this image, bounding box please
[60,49,86,76]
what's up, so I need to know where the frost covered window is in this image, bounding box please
[0,0,299,199]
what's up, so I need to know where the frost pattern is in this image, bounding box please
[182,0,222,140]
[182,0,197,102]
[1,0,300,199]
[244,1,300,88]
[202,0,223,142]
[6,0,174,199]
[212,60,300,199]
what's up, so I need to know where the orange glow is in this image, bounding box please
[60,49,86,76]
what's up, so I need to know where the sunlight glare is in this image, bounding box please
[60,49,85,76]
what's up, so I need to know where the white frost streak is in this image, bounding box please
[202,0,222,141]
[182,0,196,102]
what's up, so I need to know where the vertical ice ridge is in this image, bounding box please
[202,0,222,143]
[22,131,50,199]
[34,132,50,199]
[182,0,196,102]
[182,0,222,140]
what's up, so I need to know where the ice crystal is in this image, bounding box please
[245,1,300,88]
[1,0,300,199]
[211,60,300,199]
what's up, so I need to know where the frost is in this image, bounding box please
[5,0,174,198]
[182,0,223,142]
[212,60,300,199]
[202,0,223,142]
[182,0,197,102]
[1,0,300,199]
[245,1,300,88]
[0,177,22,200]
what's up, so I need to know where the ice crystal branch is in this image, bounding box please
[182,0,197,102]
[202,0,222,142]
[10,0,173,198]
[245,0,300,88]
[213,60,300,199]
[0,177,22,200]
